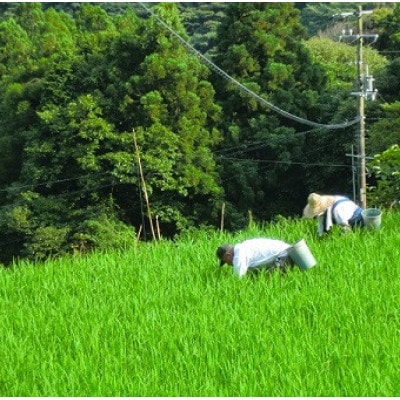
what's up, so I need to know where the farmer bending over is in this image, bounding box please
[303,192,364,237]
[216,238,294,277]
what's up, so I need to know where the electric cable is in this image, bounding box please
[139,2,361,130]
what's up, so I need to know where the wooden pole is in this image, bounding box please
[248,209,254,228]
[220,202,225,232]
[136,224,142,241]
[155,215,161,240]
[133,129,156,241]
[357,5,367,209]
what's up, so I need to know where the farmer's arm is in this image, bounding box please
[317,215,324,237]
[233,251,249,277]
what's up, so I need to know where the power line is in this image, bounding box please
[0,172,112,193]
[139,2,361,130]
[214,128,323,155]
[219,157,351,169]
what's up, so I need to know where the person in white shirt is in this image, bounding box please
[216,238,294,277]
[303,192,364,237]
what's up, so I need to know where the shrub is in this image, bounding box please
[23,225,70,261]
[71,213,136,255]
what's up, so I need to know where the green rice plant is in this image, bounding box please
[0,211,399,396]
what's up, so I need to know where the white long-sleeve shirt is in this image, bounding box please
[232,238,291,277]
[317,196,362,236]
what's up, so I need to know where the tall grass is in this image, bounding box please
[1,211,400,396]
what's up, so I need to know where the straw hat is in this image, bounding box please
[303,193,335,218]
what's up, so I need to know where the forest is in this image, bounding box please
[1,2,400,264]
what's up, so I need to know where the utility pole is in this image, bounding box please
[357,6,367,209]
[338,6,378,209]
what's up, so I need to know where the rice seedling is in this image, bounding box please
[0,211,399,396]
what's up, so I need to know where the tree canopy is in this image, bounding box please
[0,2,399,263]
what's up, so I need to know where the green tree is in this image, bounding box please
[368,101,400,156]
[0,4,127,262]
[375,3,400,59]
[97,3,223,233]
[367,144,400,208]
[300,2,355,38]
[303,35,389,197]
[211,3,328,227]
[305,36,389,91]
[374,57,400,103]
[0,3,225,262]
[177,2,227,56]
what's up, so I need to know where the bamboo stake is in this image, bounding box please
[136,224,143,241]
[155,215,161,240]
[133,129,156,241]
[220,202,225,232]
[248,209,254,229]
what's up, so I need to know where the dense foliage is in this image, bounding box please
[0,2,400,263]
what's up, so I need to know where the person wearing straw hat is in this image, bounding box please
[216,238,295,277]
[303,193,364,237]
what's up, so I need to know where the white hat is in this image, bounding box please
[303,193,335,218]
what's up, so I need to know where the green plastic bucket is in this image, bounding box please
[362,208,382,229]
[288,239,317,270]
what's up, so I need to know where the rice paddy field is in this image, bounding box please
[1,210,400,396]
